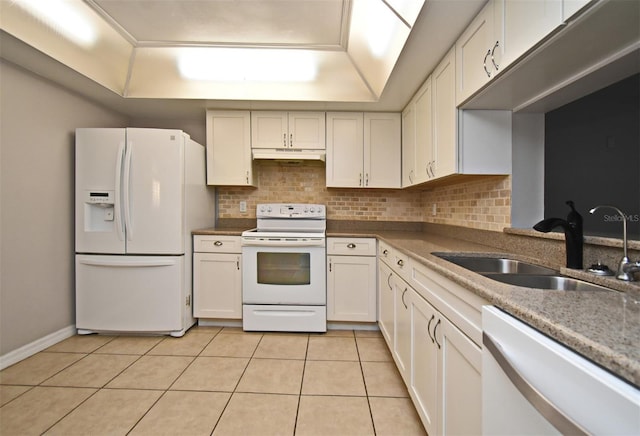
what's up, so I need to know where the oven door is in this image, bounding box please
[242,240,326,305]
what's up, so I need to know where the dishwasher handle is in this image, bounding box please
[482,332,589,436]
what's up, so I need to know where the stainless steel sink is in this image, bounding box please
[482,273,611,292]
[434,254,557,275]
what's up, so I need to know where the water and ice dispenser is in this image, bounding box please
[83,190,116,231]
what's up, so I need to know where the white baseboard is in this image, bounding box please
[0,325,76,370]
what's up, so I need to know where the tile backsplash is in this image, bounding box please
[216,162,511,232]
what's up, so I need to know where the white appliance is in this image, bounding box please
[482,306,640,435]
[242,204,326,332]
[75,128,214,337]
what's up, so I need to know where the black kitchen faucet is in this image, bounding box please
[533,201,584,269]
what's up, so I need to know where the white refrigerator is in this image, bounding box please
[75,128,215,337]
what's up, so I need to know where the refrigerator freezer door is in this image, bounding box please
[125,128,185,254]
[75,128,126,254]
[76,254,185,333]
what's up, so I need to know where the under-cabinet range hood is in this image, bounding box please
[252,149,326,162]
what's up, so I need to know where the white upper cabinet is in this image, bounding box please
[205,110,255,186]
[364,113,401,188]
[499,0,563,69]
[432,48,457,179]
[326,112,401,188]
[251,111,325,150]
[403,76,433,187]
[455,0,502,105]
[403,48,512,186]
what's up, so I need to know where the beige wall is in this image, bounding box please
[217,161,511,231]
[0,61,128,355]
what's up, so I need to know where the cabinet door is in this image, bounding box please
[393,277,411,382]
[206,111,253,186]
[378,260,395,346]
[401,103,416,187]
[251,111,288,149]
[193,252,242,318]
[455,1,497,105]
[432,48,457,179]
[326,112,364,187]
[438,316,482,436]
[408,288,439,436]
[413,77,434,183]
[500,0,563,68]
[289,112,325,150]
[327,255,377,322]
[364,113,401,188]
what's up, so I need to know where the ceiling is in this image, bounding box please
[0,0,486,119]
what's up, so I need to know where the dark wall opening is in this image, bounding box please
[545,73,640,239]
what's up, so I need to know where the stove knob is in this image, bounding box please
[267,206,272,213]
[310,207,315,213]
[259,206,265,213]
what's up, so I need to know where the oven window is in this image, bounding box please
[257,252,311,285]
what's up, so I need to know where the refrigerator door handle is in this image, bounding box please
[123,141,133,241]
[114,141,125,241]
[78,258,178,267]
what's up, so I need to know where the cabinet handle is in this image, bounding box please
[365,173,369,186]
[429,161,436,178]
[329,260,332,272]
[397,259,404,267]
[401,288,408,309]
[483,49,492,77]
[409,170,414,184]
[359,173,362,186]
[236,257,240,270]
[387,272,392,290]
[433,318,441,349]
[214,241,223,246]
[246,171,249,184]
[290,133,293,148]
[347,243,356,249]
[427,314,435,343]
[491,40,500,70]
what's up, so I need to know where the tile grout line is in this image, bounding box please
[354,334,379,436]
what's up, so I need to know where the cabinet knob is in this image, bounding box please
[214,241,223,246]
[347,243,356,249]
[383,249,389,255]
[397,259,404,267]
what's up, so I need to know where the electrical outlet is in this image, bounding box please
[239,201,247,213]
[432,204,437,216]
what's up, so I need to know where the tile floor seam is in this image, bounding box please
[40,385,102,435]
[125,387,168,435]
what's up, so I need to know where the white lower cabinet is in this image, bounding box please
[377,239,485,435]
[410,288,482,435]
[326,237,377,322]
[393,277,411,382]
[193,236,242,319]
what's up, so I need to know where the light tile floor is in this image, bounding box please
[0,327,427,436]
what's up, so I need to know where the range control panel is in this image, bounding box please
[257,203,325,219]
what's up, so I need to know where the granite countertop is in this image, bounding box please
[195,226,640,387]
[339,229,640,388]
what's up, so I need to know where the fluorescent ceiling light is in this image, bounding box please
[178,48,318,82]
[14,0,97,48]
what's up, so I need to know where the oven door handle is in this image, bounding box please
[242,238,325,248]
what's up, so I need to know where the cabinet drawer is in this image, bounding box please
[194,235,241,253]
[327,237,376,256]
[378,240,393,264]
[409,258,488,346]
